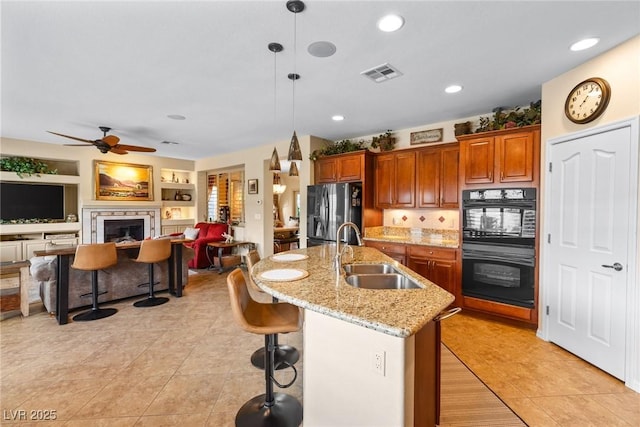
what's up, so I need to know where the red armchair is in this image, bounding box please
[184,222,231,269]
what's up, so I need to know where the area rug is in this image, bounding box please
[439,344,526,426]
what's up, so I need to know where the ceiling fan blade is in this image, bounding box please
[116,144,157,153]
[110,148,129,155]
[47,131,94,144]
[101,135,120,146]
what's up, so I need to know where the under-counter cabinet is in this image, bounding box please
[364,240,407,265]
[314,151,367,183]
[407,246,458,299]
[457,125,540,186]
[416,144,459,208]
[375,151,416,208]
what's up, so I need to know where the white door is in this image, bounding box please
[546,125,632,380]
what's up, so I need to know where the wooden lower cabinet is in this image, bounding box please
[407,246,458,300]
[363,240,406,265]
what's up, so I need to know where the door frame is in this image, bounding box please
[539,116,639,392]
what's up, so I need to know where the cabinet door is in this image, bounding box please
[429,260,456,294]
[338,154,363,182]
[463,137,495,184]
[497,131,535,183]
[394,151,416,207]
[315,158,337,183]
[0,242,23,262]
[417,149,440,208]
[440,147,459,208]
[375,154,395,208]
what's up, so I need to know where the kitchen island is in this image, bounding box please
[251,245,455,427]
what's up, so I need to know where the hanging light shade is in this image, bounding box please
[288,131,302,161]
[269,147,281,172]
[289,160,299,177]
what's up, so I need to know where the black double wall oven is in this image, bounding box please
[461,188,537,308]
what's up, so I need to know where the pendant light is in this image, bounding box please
[268,42,284,172]
[286,0,304,174]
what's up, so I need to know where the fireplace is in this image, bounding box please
[81,206,161,243]
[104,219,144,243]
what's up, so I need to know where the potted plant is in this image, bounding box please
[370,130,396,151]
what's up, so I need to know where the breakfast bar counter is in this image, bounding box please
[251,245,455,427]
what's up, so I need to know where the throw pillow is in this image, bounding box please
[183,227,200,240]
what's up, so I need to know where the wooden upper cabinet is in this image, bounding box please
[416,144,459,208]
[375,151,415,208]
[314,151,365,184]
[458,125,540,187]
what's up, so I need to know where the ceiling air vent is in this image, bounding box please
[360,63,403,83]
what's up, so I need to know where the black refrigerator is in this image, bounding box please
[307,182,362,247]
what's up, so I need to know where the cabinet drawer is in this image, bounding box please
[407,245,457,260]
[365,240,406,255]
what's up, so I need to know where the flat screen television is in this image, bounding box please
[0,182,65,221]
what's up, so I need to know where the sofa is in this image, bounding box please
[184,222,231,269]
[30,245,194,314]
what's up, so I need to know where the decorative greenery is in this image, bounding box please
[370,130,396,151]
[475,100,541,133]
[0,157,58,178]
[309,130,396,160]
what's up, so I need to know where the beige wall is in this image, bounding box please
[0,137,194,208]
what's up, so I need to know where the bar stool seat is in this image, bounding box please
[227,268,303,427]
[245,250,300,371]
[71,242,118,322]
[133,238,171,307]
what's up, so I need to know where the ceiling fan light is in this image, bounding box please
[289,161,299,177]
[269,147,282,172]
[287,130,302,161]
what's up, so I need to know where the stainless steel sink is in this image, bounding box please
[342,263,400,275]
[344,273,422,290]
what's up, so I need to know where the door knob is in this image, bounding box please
[602,262,623,271]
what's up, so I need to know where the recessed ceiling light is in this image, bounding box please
[377,14,404,32]
[570,38,600,51]
[332,115,344,121]
[445,85,463,94]
[167,114,186,120]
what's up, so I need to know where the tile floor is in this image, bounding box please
[1,268,638,426]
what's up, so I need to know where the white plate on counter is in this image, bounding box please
[259,268,309,282]
[270,253,309,262]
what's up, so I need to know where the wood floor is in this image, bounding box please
[441,312,640,426]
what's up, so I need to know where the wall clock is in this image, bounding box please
[564,77,611,124]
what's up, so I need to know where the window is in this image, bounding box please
[207,169,244,223]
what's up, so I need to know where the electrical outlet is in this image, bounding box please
[372,350,386,376]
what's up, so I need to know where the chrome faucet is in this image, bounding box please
[334,221,363,271]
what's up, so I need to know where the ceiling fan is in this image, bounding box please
[47,126,156,155]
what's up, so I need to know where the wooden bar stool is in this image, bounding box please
[133,239,171,307]
[227,268,303,427]
[71,242,118,321]
[245,250,300,371]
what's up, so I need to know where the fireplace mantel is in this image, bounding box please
[81,205,161,244]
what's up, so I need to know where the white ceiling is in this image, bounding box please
[2,1,639,161]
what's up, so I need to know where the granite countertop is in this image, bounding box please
[363,226,459,248]
[251,245,455,338]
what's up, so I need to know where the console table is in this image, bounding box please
[34,239,191,325]
[206,241,255,274]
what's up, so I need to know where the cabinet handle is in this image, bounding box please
[434,307,462,322]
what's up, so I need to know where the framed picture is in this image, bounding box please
[94,160,153,201]
[410,128,444,145]
[248,179,258,194]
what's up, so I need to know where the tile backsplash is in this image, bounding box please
[383,209,459,230]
